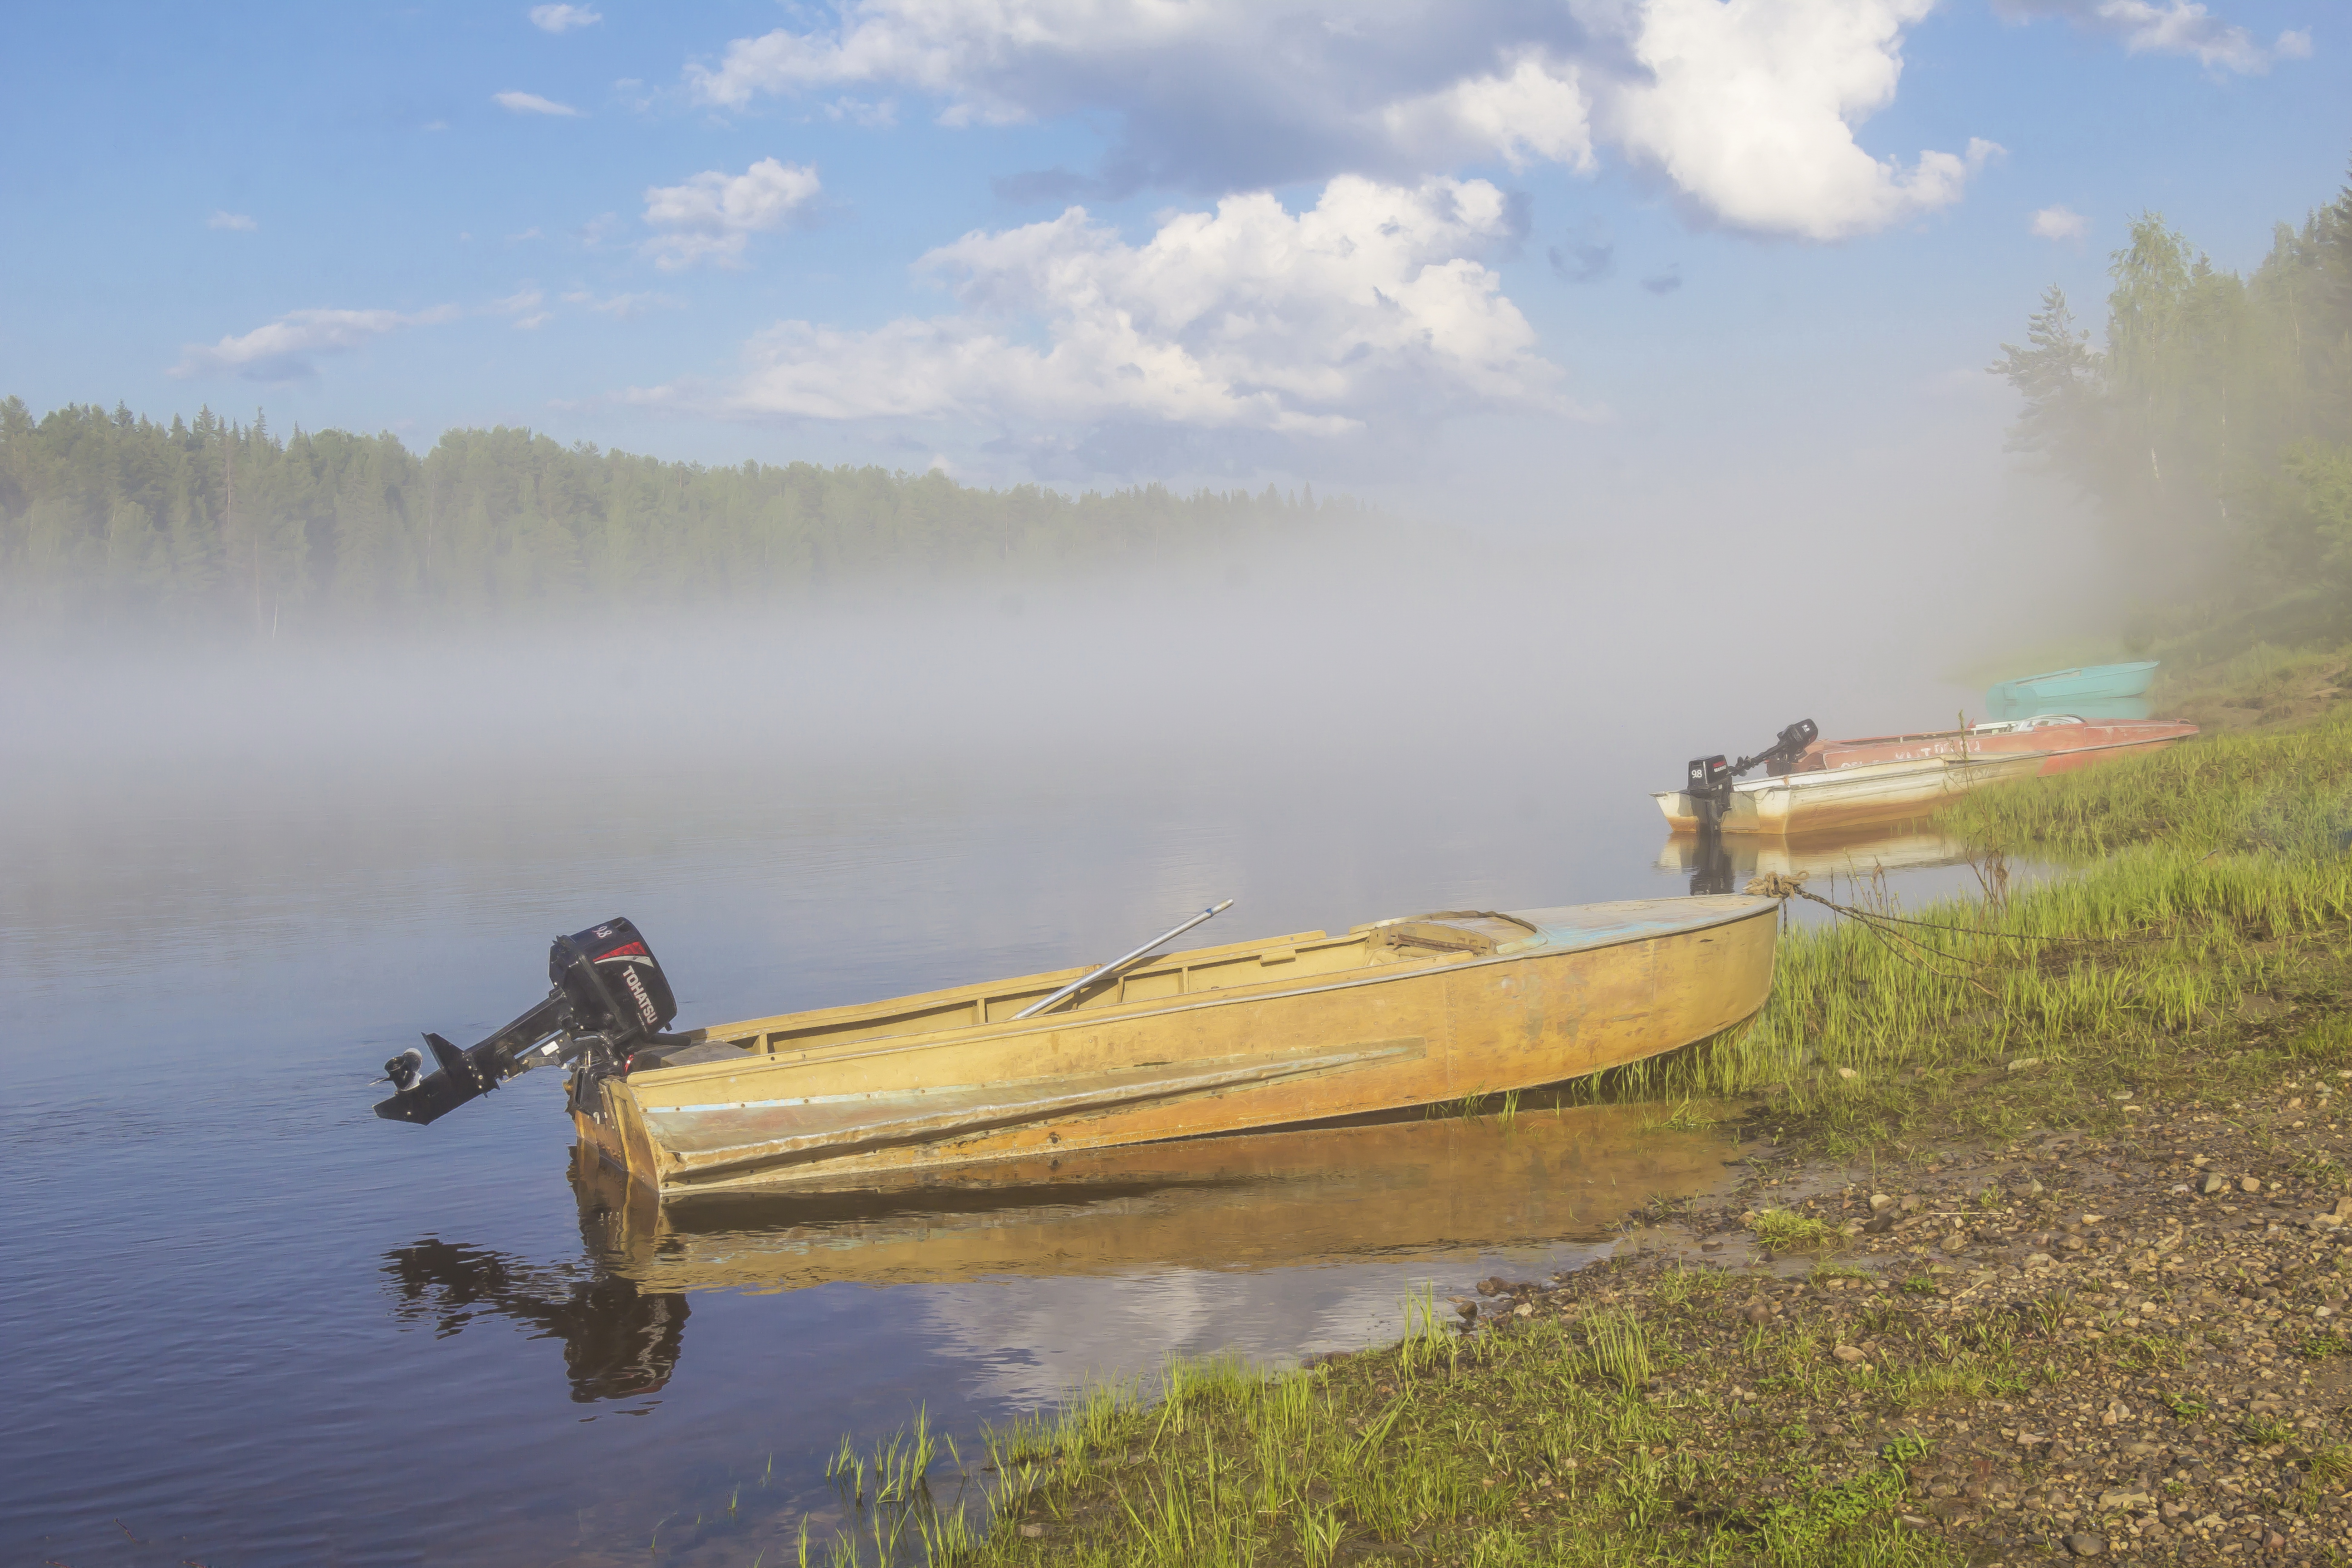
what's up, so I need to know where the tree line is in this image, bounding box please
[0,399,1354,639]
[1990,160,2352,654]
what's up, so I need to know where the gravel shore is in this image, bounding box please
[1445,1072,2352,1561]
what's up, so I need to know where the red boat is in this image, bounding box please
[1800,714,2199,776]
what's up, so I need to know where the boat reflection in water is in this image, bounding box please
[388,1102,1739,1401]
[573,1097,1738,1296]
[381,1237,688,1402]
[1661,822,1984,897]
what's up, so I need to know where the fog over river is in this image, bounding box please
[4,537,2060,1566]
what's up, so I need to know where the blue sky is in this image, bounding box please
[3,1,2344,513]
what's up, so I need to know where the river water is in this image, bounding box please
[3,564,2004,1568]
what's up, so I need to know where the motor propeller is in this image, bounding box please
[374,918,684,1127]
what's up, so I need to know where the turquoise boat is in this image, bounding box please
[1986,661,2157,711]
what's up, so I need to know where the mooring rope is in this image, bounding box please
[1742,872,2114,948]
[1740,871,2088,999]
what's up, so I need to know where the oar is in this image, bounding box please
[1014,899,1235,1020]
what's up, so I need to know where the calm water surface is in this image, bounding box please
[3,618,2002,1568]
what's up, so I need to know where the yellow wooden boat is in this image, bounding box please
[572,896,1779,1201]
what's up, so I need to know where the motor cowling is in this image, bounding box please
[374,918,681,1126]
[552,918,678,1043]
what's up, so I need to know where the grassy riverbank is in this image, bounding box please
[816,703,2352,1567]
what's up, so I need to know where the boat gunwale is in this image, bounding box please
[630,896,1782,1094]
[1991,659,2159,691]
[703,926,1345,1044]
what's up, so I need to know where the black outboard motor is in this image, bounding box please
[375,918,681,1126]
[1684,719,1819,831]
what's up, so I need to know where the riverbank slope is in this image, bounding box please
[841,697,2352,1565]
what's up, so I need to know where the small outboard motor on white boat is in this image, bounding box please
[375,918,684,1126]
[1685,719,1818,832]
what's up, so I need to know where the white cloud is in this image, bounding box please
[1606,0,1999,240]
[2276,29,2313,59]
[1993,0,2292,73]
[528,4,601,33]
[494,89,583,116]
[490,286,548,328]
[684,0,1991,241]
[641,157,822,269]
[562,289,679,319]
[206,210,257,231]
[2030,204,2090,240]
[168,305,458,382]
[1381,51,1593,173]
[645,176,1562,448]
[824,96,900,127]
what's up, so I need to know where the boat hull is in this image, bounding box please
[1987,660,2158,706]
[573,897,1779,1200]
[1654,754,2043,835]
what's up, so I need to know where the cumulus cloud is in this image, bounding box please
[2030,204,2090,240]
[1606,0,2000,240]
[1993,0,2294,73]
[494,89,583,116]
[168,306,458,382]
[206,210,256,231]
[528,4,601,32]
[642,176,1562,454]
[684,0,1994,240]
[642,157,822,269]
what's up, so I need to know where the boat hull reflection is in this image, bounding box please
[573,1098,1743,1295]
[1657,824,1982,887]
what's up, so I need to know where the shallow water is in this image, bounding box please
[2,607,2011,1568]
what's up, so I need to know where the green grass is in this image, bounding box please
[823,1296,1975,1568]
[1551,707,2352,1154]
[1940,703,2352,858]
[1752,1209,1838,1253]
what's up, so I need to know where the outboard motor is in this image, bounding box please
[1684,719,1819,831]
[375,918,682,1126]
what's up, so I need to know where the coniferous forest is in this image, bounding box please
[0,399,1351,641]
[1990,163,2352,653]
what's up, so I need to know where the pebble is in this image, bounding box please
[2063,1531,2106,1557]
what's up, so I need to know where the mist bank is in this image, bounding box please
[0,398,1357,644]
[1989,158,2352,661]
